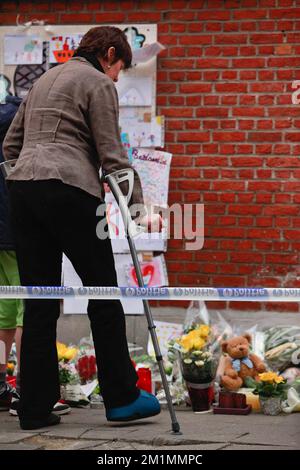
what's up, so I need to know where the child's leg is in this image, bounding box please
[15,326,22,394]
[0,328,16,387]
[0,251,20,392]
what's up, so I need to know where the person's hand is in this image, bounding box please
[138,213,163,233]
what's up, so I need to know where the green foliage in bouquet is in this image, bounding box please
[58,362,78,385]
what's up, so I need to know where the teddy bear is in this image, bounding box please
[221,333,266,391]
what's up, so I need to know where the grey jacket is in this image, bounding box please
[3,57,144,205]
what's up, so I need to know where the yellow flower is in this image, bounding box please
[57,342,78,362]
[193,337,205,350]
[197,325,210,338]
[274,376,285,384]
[179,336,193,351]
[63,347,78,361]
[179,329,206,351]
[57,342,67,361]
[6,362,15,371]
[259,371,284,384]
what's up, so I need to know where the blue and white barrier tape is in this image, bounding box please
[0,286,299,301]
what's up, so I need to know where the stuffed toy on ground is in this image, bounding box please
[221,334,267,391]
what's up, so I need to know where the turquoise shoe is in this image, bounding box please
[106,390,161,422]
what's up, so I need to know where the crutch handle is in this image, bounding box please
[0,159,18,178]
[105,169,145,239]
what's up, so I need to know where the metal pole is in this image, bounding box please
[127,237,181,434]
[105,169,181,434]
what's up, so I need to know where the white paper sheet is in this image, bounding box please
[131,148,172,207]
[4,35,43,65]
[147,321,183,358]
[132,42,165,64]
[123,253,168,287]
[80,379,98,398]
[62,254,144,315]
[120,115,164,148]
[116,76,152,107]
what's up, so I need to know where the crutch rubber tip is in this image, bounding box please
[171,422,182,434]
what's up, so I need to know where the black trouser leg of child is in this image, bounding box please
[9,180,139,421]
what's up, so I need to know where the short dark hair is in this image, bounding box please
[77,26,132,69]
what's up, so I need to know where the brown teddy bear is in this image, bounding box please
[221,333,266,391]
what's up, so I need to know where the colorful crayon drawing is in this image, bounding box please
[124,27,145,50]
[4,35,43,65]
[49,34,83,63]
[147,321,183,358]
[121,132,133,162]
[120,116,164,148]
[116,76,152,107]
[131,148,172,207]
[125,254,168,287]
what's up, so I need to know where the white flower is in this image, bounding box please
[195,360,204,367]
[183,358,192,364]
[193,351,202,356]
[203,352,212,359]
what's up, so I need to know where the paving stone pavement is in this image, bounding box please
[0,406,299,451]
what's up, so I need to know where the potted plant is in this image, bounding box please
[251,371,288,415]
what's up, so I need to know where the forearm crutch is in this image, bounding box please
[105,169,181,435]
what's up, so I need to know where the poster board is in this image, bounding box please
[62,253,168,315]
[0,24,170,315]
[0,24,157,112]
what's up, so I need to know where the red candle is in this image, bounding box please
[137,367,152,393]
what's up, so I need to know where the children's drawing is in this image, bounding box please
[147,321,183,358]
[49,34,83,63]
[14,42,49,99]
[131,148,172,207]
[124,26,145,50]
[4,35,43,65]
[120,115,164,148]
[125,254,168,287]
[121,132,133,162]
[116,76,152,107]
[0,23,157,105]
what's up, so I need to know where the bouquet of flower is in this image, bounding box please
[56,342,79,386]
[59,361,79,385]
[76,354,97,384]
[251,372,288,399]
[170,324,218,385]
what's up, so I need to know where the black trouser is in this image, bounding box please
[9,180,139,420]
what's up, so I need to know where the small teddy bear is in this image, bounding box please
[221,333,266,391]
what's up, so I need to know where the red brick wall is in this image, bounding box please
[1,0,300,313]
